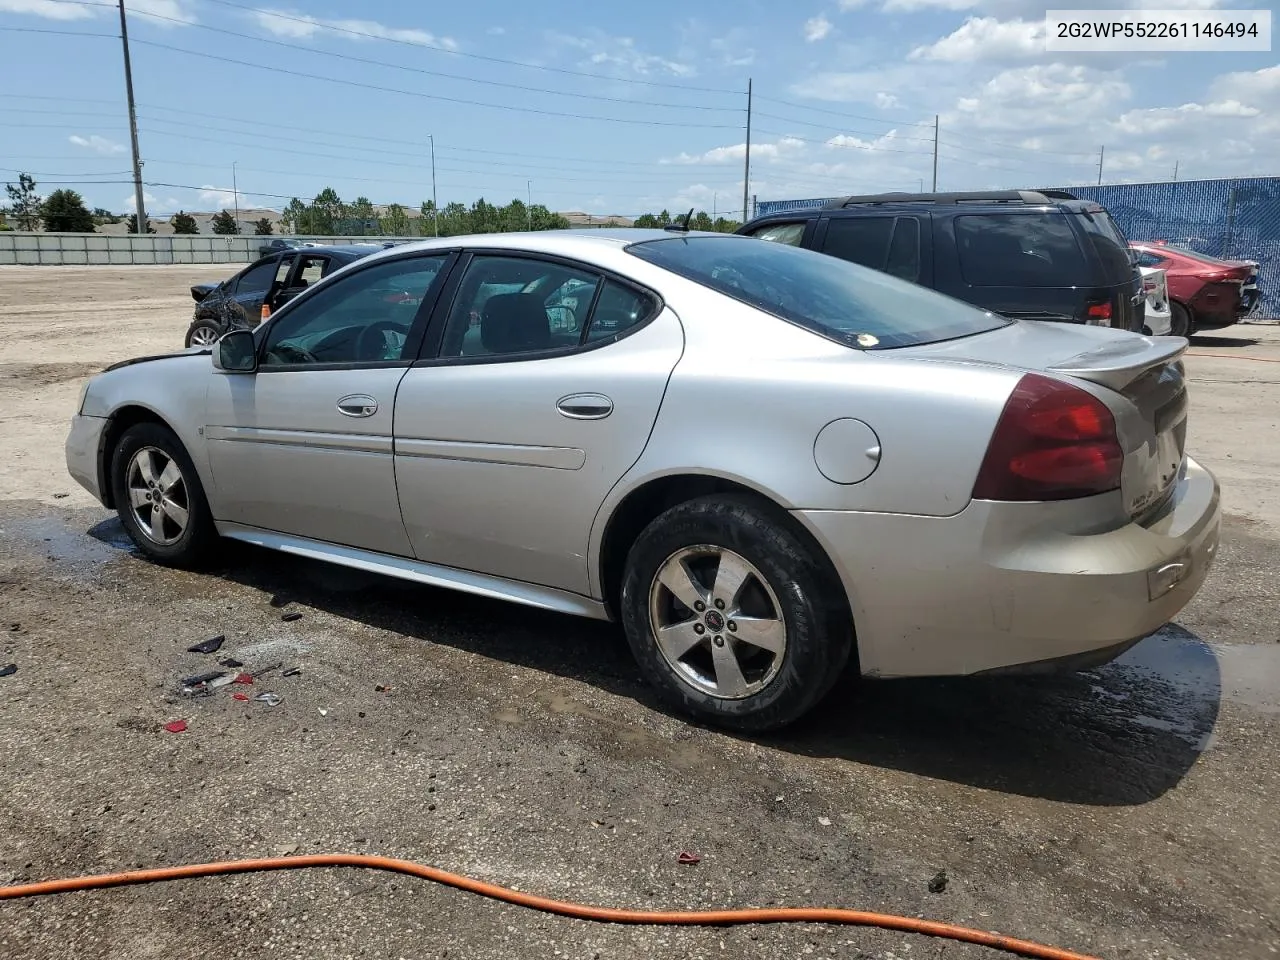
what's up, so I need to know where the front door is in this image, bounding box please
[393,252,684,595]
[204,251,454,555]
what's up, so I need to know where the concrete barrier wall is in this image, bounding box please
[0,234,416,266]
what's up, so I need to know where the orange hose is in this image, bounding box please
[0,853,1100,960]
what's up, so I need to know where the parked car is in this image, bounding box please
[185,245,375,347]
[738,190,1146,333]
[68,230,1220,731]
[258,237,303,259]
[1140,266,1172,337]
[1130,241,1261,336]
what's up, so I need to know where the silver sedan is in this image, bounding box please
[66,230,1221,731]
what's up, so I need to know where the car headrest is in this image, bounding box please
[481,293,549,354]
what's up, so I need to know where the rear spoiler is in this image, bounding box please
[1048,336,1186,392]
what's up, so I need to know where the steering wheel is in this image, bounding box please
[356,319,407,361]
[270,342,319,365]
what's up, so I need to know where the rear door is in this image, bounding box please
[815,215,931,285]
[942,211,1125,327]
[392,251,684,596]
[1072,207,1144,332]
[271,252,330,311]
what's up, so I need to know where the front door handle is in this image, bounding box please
[337,394,378,418]
[557,393,613,420]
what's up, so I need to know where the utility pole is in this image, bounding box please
[1097,145,1105,186]
[232,161,239,229]
[429,134,439,237]
[713,192,717,222]
[526,180,532,230]
[931,115,939,192]
[1172,160,1179,182]
[742,78,752,222]
[118,0,146,234]
[917,178,923,193]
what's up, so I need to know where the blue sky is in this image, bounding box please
[1,0,1276,219]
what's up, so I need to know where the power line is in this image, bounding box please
[128,38,744,129]
[197,0,740,95]
[754,94,934,128]
[116,4,739,113]
[753,112,937,144]
[0,26,114,39]
[752,127,934,159]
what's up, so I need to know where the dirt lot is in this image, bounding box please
[1,265,1279,960]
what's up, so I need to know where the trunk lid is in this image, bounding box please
[896,321,1188,521]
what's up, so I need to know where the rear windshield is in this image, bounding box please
[954,213,1090,287]
[626,235,1009,350]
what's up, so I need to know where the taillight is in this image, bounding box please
[1084,300,1111,326]
[973,373,1123,501]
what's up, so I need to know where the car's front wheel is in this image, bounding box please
[620,495,852,732]
[110,422,218,567]
[185,320,223,348]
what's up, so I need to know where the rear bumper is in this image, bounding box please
[1188,284,1244,327]
[795,457,1221,678]
[65,414,109,506]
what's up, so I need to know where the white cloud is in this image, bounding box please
[952,63,1131,131]
[663,137,807,165]
[68,134,126,155]
[486,26,505,35]
[911,17,1042,61]
[551,30,696,78]
[122,191,157,213]
[0,0,95,19]
[837,0,869,7]
[882,0,977,11]
[804,15,833,42]
[249,8,459,49]
[875,92,900,109]
[0,0,195,21]
[198,185,246,208]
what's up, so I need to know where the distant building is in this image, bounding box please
[560,212,634,228]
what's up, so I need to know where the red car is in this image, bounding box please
[1130,241,1260,336]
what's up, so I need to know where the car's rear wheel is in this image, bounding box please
[110,423,217,567]
[1169,301,1193,338]
[185,320,223,348]
[620,495,852,732]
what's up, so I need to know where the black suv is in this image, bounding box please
[737,190,1147,333]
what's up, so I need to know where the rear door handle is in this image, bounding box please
[557,393,613,420]
[337,394,378,418]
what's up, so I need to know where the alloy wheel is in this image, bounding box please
[648,545,787,700]
[126,446,190,545]
[189,325,220,346]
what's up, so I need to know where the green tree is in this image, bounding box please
[211,209,240,235]
[691,211,714,232]
[348,196,375,235]
[40,189,94,232]
[527,204,569,231]
[657,209,672,226]
[633,213,661,228]
[170,211,199,234]
[126,213,155,234]
[381,203,410,236]
[469,197,500,234]
[92,207,120,226]
[713,217,741,233]
[253,217,273,236]
[438,201,470,237]
[5,173,42,230]
[281,197,309,235]
[310,187,343,235]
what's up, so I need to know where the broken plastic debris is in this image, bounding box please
[255,692,282,707]
[206,674,237,691]
[252,662,283,679]
[187,635,225,654]
[282,667,301,678]
[0,664,16,678]
[818,817,832,827]
[233,673,254,685]
[318,708,328,717]
[375,684,391,693]
[676,851,701,865]
[281,612,303,622]
[181,670,225,688]
[928,870,948,894]
[164,719,188,734]
[218,657,244,669]
[232,693,249,702]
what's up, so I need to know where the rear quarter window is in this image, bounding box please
[955,213,1090,287]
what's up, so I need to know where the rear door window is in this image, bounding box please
[821,217,894,270]
[233,259,279,296]
[884,218,921,282]
[954,214,1089,287]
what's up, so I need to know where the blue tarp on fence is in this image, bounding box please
[755,177,1280,317]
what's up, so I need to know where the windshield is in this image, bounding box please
[626,235,1010,350]
[1077,209,1135,282]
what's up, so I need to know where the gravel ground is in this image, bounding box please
[1,265,1279,960]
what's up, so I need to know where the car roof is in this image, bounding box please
[342,228,747,264]
[741,191,1104,229]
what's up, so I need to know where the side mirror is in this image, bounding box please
[212,329,258,373]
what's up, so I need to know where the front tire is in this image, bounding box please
[620,495,852,732]
[185,320,224,348]
[110,423,217,567]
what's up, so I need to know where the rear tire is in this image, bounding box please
[1169,302,1192,338]
[110,423,218,568]
[620,495,853,732]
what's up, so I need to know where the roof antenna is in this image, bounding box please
[664,208,695,233]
